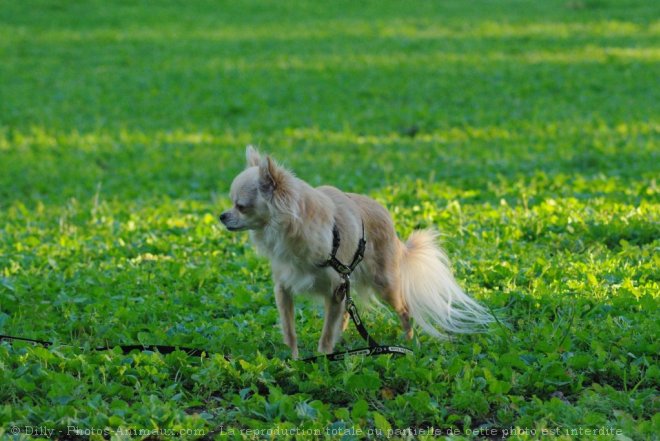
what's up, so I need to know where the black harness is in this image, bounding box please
[302,222,413,362]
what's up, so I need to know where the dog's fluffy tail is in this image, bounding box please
[400,229,493,338]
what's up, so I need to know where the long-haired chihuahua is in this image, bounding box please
[220,146,492,359]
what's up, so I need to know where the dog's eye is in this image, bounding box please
[236,203,246,212]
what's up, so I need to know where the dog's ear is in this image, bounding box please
[259,156,285,197]
[246,145,261,168]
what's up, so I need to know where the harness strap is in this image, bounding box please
[319,222,366,275]
[345,287,379,347]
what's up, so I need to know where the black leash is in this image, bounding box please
[1,222,413,363]
[0,334,211,358]
[303,222,413,362]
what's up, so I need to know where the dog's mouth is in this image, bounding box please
[224,224,247,232]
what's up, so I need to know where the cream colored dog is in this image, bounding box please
[220,146,492,359]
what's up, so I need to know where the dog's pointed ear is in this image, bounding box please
[259,156,284,197]
[246,145,261,168]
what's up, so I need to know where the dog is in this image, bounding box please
[219,146,492,358]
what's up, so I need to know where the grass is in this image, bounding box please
[0,0,658,439]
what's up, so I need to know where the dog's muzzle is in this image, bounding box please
[219,212,245,231]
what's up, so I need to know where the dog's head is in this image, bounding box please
[219,146,292,231]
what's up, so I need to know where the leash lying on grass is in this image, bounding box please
[0,333,210,358]
[0,288,413,363]
[1,298,412,363]
[1,222,413,362]
[0,291,413,362]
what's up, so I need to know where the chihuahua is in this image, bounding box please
[220,146,492,358]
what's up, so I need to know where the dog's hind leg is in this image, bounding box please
[318,295,345,354]
[391,295,413,340]
[398,307,413,340]
[275,284,298,359]
[381,279,413,340]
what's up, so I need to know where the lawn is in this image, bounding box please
[0,0,658,439]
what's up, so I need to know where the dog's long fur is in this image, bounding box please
[220,146,492,358]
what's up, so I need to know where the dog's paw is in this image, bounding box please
[317,342,333,354]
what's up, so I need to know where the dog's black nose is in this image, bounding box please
[219,212,229,224]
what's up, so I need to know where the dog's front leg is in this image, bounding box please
[318,295,344,354]
[275,284,298,359]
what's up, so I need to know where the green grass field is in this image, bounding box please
[1,0,659,439]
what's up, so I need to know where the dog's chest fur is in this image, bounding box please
[250,225,334,296]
